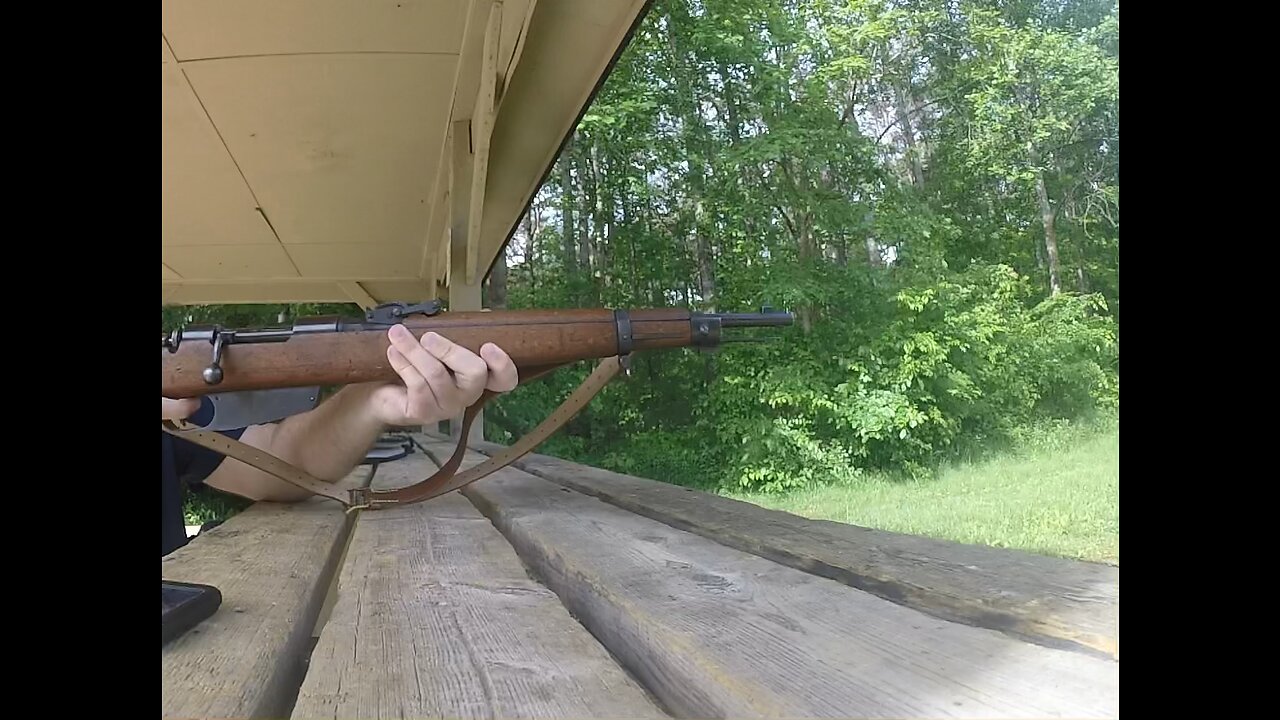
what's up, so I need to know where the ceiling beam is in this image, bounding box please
[501,0,539,101]
[420,0,491,289]
[338,281,380,309]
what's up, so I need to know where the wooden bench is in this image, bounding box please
[161,466,372,719]
[162,433,1119,719]
[466,438,1120,660]
[290,448,663,719]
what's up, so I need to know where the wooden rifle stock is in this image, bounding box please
[161,308,693,399]
[160,302,793,510]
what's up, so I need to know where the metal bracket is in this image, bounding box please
[691,316,722,349]
[346,488,400,513]
[364,300,444,325]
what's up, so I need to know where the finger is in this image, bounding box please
[396,333,461,412]
[386,344,434,402]
[162,397,201,420]
[388,332,455,418]
[480,343,518,392]
[421,332,488,401]
[388,325,448,391]
[387,323,433,367]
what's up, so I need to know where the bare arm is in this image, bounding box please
[203,382,386,502]
[167,325,518,503]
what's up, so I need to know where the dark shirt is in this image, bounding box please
[161,397,245,556]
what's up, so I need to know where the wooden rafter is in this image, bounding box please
[338,281,379,309]
[466,1,503,285]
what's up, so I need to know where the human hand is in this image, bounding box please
[368,324,518,426]
[163,397,201,421]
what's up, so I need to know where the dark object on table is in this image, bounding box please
[163,580,222,646]
[361,432,418,465]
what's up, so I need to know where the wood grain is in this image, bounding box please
[420,442,1118,719]
[162,466,371,719]
[291,450,668,719]
[468,438,1119,659]
[161,307,696,399]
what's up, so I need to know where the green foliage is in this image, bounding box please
[162,302,362,333]
[691,263,1117,489]
[182,486,252,527]
[484,0,1120,494]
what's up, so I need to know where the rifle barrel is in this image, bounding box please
[708,311,795,328]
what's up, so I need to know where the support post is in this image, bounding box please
[466,0,502,285]
[448,120,484,444]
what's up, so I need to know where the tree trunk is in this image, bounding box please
[560,136,577,283]
[525,200,539,300]
[797,211,815,335]
[866,237,883,268]
[895,85,925,188]
[487,246,508,309]
[1056,158,1090,295]
[1029,143,1062,295]
[590,141,606,295]
[862,210,882,268]
[694,199,715,311]
[575,142,592,305]
[1034,169,1062,295]
[623,182,638,303]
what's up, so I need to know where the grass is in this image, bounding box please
[724,419,1119,565]
[183,488,251,527]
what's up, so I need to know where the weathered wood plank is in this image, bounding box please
[291,449,668,719]
[465,0,501,285]
[162,467,372,719]
[417,441,1118,719]
[467,438,1119,659]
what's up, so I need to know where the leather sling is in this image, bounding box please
[160,356,624,512]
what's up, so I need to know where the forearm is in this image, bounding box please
[267,383,387,478]
[195,328,517,504]
[205,383,387,502]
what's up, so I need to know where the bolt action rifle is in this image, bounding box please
[161,301,794,512]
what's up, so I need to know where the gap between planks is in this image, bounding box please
[290,435,669,719]
[406,437,675,714]
[162,466,372,720]
[459,435,1119,661]
[418,439,1117,719]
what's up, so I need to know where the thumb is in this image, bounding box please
[163,397,201,421]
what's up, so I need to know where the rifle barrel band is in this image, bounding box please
[614,310,633,356]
